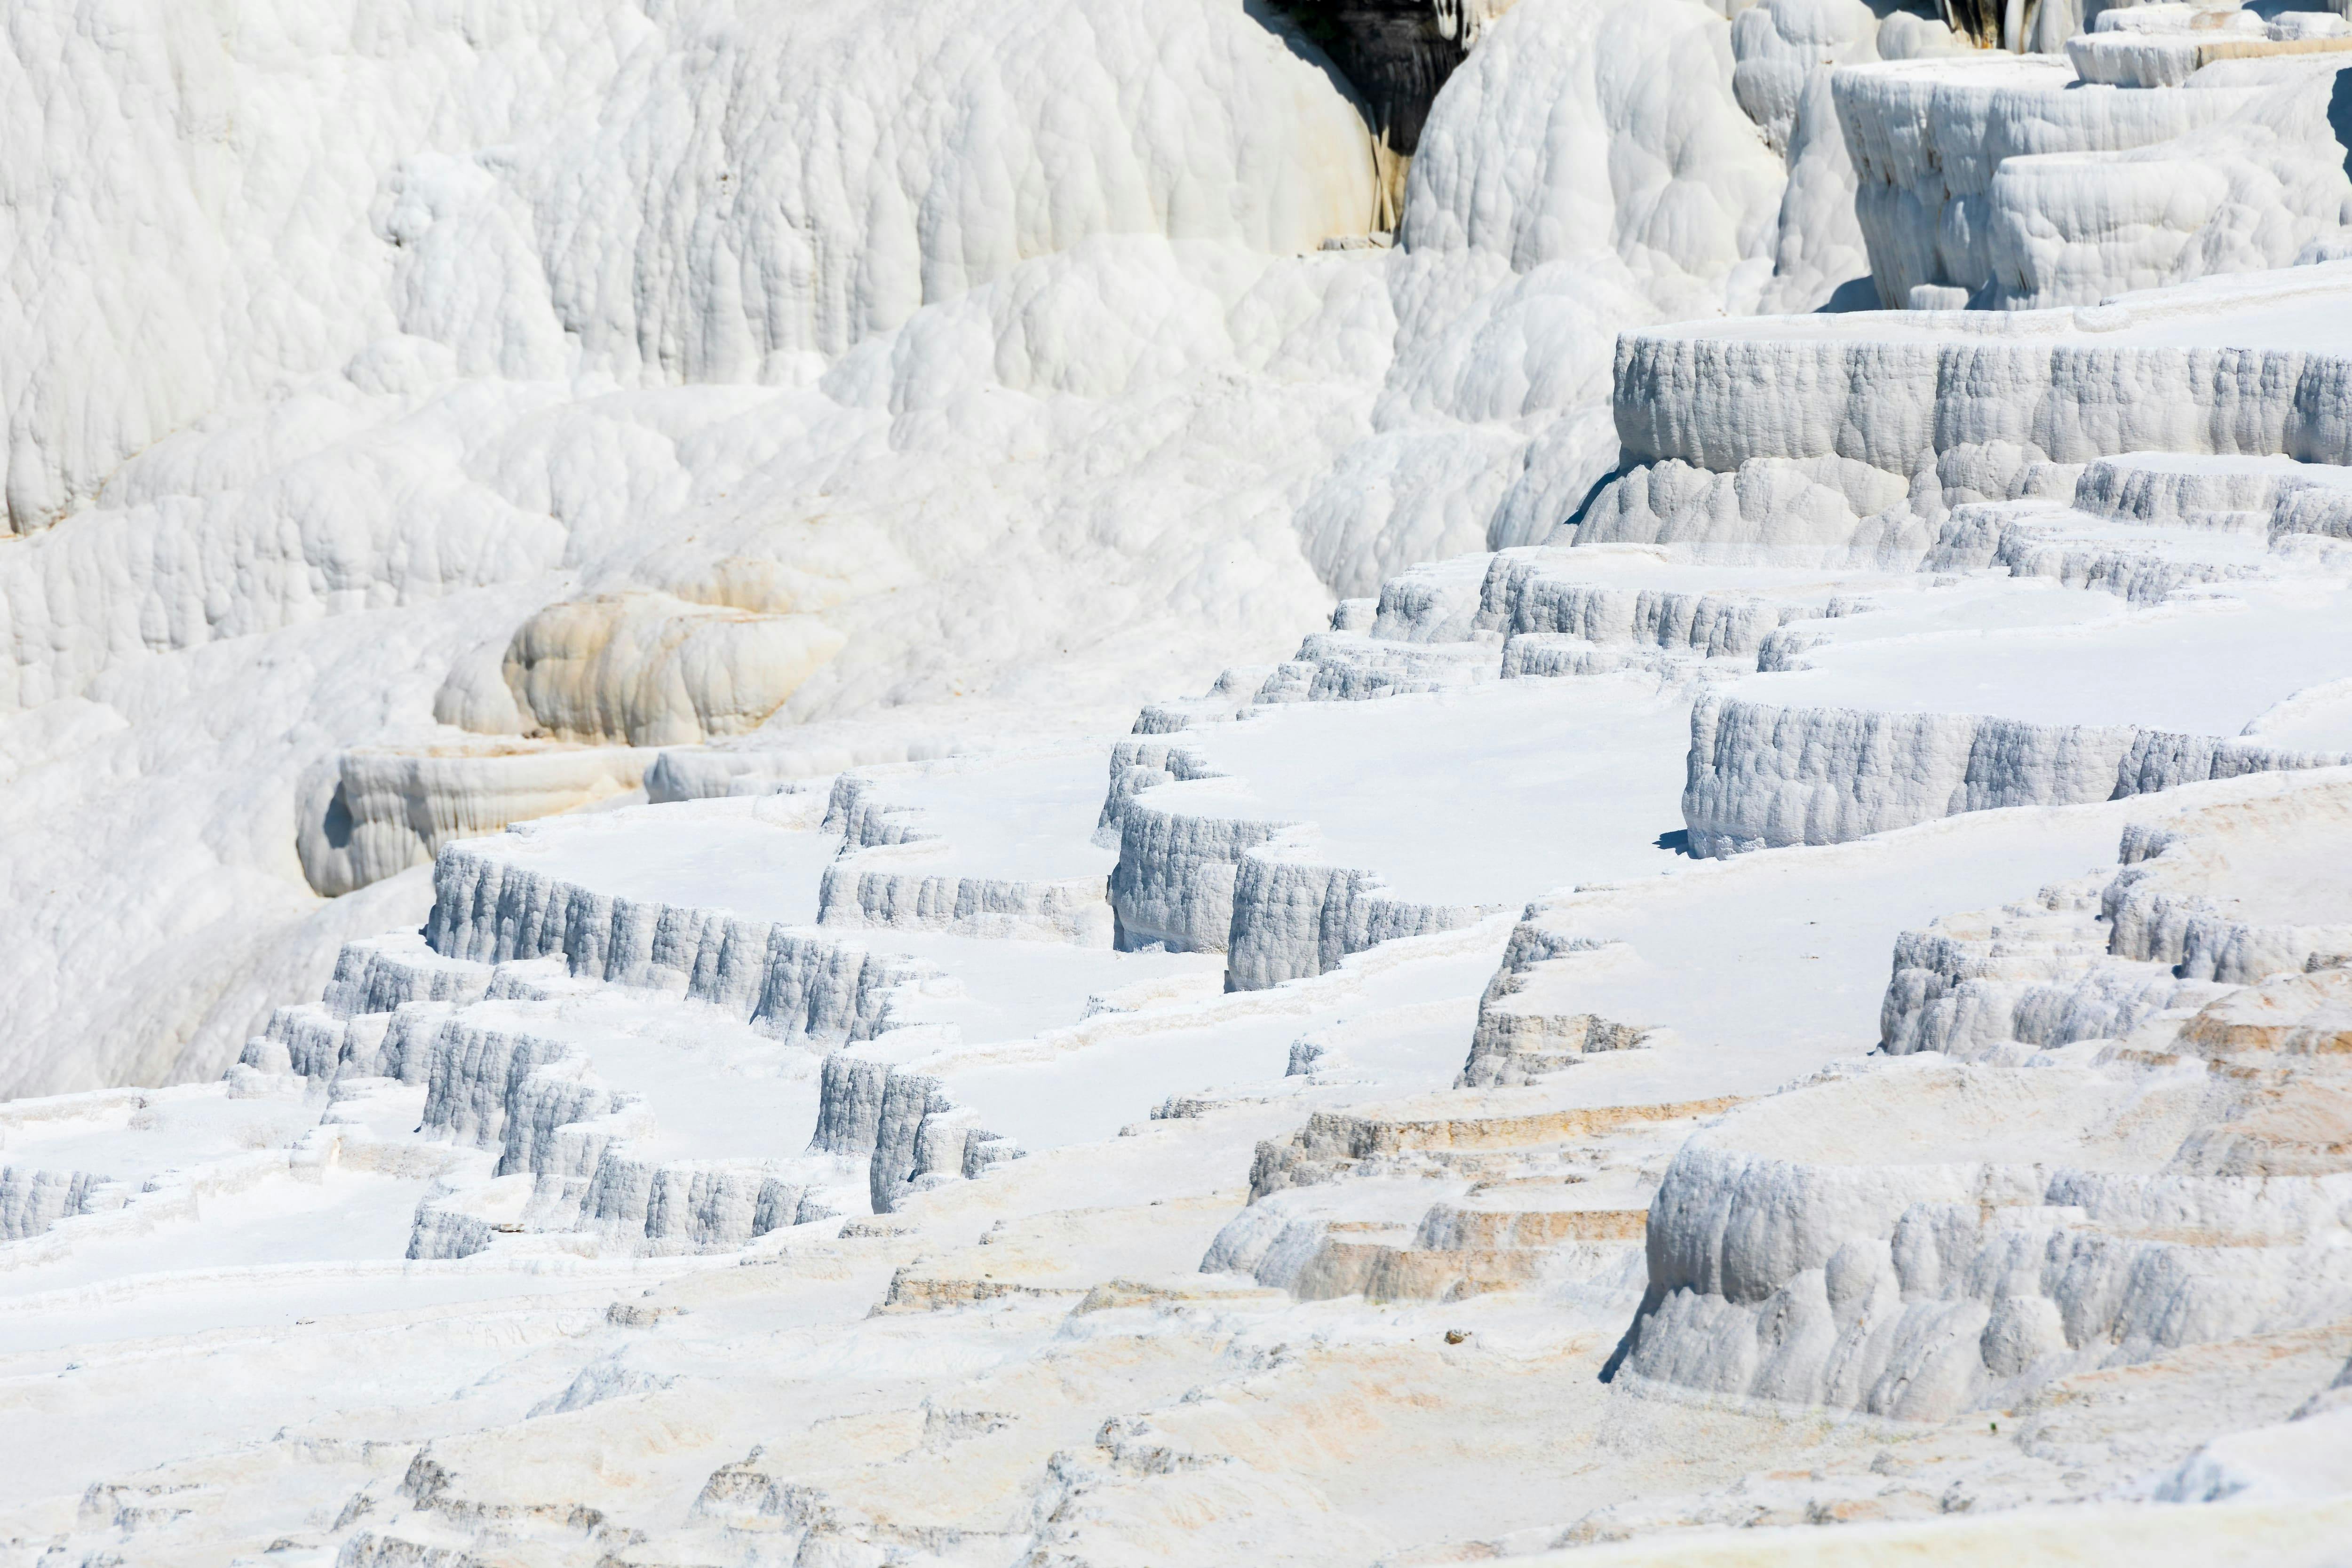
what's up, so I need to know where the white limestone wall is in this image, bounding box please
[2102,800,2352,981]
[1224,858,1489,990]
[358,844,1046,1237]
[414,1021,620,1180]
[1838,55,2225,306]
[1573,452,1927,562]
[1094,736,1235,844]
[1103,768,1484,986]
[1620,782,2352,1418]
[573,1159,814,1254]
[807,1053,1020,1214]
[1106,805,1290,956]
[1732,0,1970,314]
[241,934,493,1083]
[1614,1099,2352,1419]
[1595,272,2352,583]
[318,934,492,1019]
[385,1003,840,1256]
[1683,695,2345,857]
[816,861,1114,947]
[424,843,933,1043]
[1269,544,1861,694]
[0,1167,123,1243]
[1253,632,1498,704]
[816,774,1116,944]
[1475,550,1827,655]
[1915,450,2352,601]
[1833,55,2352,309]
[1366,555,1496,643]
[1615,305,2352,494]
[1921,505,2249,605]
[1867,784,2352,1061]
[822,776,940,854]
[1878,900,2203,1060]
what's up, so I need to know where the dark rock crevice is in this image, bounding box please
[1263,0,1471,158]
[1260,0,1505,228]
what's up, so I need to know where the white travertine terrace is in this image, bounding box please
[1836,48,2352,307]
[1,0,1839,1094]
[1614,783,2352,1421]
[7,0,2352,1560]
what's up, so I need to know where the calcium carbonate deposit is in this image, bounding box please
[4,0,2352,1563]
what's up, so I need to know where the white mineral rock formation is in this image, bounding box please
[1838,53,2352,309]
[296,740,655,897]
[1,0,1855,1095]
[8,0,2352,1560]
[1613,777,2352,1421]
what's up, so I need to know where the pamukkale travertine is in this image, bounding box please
[3,0,2351,1562]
